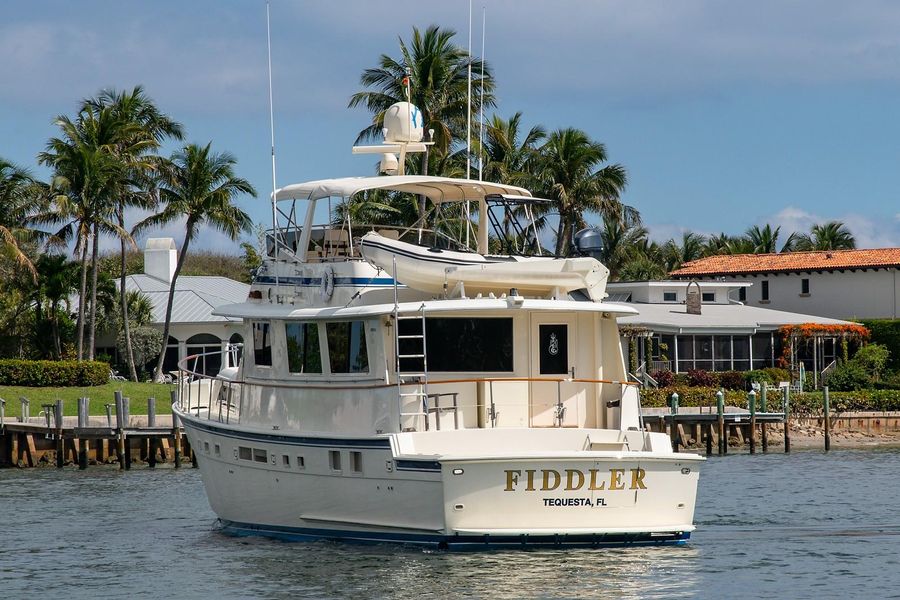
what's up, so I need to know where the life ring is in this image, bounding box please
[320,267,335,301]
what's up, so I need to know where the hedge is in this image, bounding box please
[0,359,109,387]
[642,385,900,414]
[857,319,900,369]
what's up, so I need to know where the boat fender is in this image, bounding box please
[320,267,335,300]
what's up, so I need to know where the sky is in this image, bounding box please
[3,0,900,252]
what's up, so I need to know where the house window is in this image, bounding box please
[702,292,715,303]
[326,321,369,374]
[663,291,677,302]
[738,287,747,302]
[801,279,810,295]
[761,280,769,301]
[285,322,322,374]
[186,334,222,376]
[252,322,272,366]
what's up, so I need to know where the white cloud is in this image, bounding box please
[765,206,900,248]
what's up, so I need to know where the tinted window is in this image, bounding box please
[761,280,770,301]
[285,322,322,374]
[663,291,677,302]
[399,318,513,372]
[702,292,715,302]
[252,322,272,366]
[801,278,810,294]
[738,287,747,302]
[326,321,369,373]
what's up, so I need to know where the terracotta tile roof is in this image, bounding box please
[670,248,900,277]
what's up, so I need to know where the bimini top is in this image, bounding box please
[274,175,531,203]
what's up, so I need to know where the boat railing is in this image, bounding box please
[174,347,642,432]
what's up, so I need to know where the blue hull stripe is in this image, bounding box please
[183,416,391,449]
[254,275,397,286]
[219,520,691,549]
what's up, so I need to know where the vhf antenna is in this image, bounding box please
[266,1,279,294]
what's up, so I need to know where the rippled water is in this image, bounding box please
[1,449,899,599]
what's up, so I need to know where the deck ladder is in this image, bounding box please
[392,257,430,431]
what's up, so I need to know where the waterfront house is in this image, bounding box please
[608,280,855,383]
[94,238,250,376]
[669,248,900,320]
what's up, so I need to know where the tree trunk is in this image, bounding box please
[153,230,192,382]
[119,209,139,381]
[87,222,100,361]
[51,299,61,359]
[76,238,89,361]
[554,213,569,257]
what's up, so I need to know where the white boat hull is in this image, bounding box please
[180,410,701,548]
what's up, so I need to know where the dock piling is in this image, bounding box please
[670,392,680,452]
[784,386,791,453]
[824,386,831,452]
[171,390,182,469]
[716,390,725,455]
[748,390,757,454]
[760,386,768,452]
[19,397,29,422]
[114,391,126,470]
[55,399,64,468]
[147,397,157,468]
[77,398,88,469]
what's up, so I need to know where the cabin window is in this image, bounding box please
[663,291,677,302]
[282,455,290,467]
[350,451,363,474]
[801,278,810,295]
[399,318,514,372]
[285,322,322,374]
[702,292,715,302]
[253,448,268,463]
[296,456,305,469]
[326,321,369,373]
[252,322,272,366]
[238,446,252,461]
[329,450,342,472]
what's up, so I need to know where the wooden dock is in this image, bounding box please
[0,393,194,469]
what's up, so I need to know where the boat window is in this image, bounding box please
[326,321,369,374]
[285,322,322,374]
[252,322,272,367]
[238,447,252,461]
[399,318,513,372]
[253,448,268,463]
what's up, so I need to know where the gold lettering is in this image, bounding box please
[504,470,521,491]
[541,469,561,491]
[630,468,647,490]
[609,469,625,490]
[588,468,605,490]
[565,469,585,491]
[525,469,536,491]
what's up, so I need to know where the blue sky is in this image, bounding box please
[3,0,900,251]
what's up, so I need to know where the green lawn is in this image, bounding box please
[0,382,175,418]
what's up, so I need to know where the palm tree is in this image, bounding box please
[790,221,856,251]
[745,224,781,254]
[39,107,131,360]
[0,158,43,277]
[536,128,631,255]
[663,231,707,272]
[350,25,494,225]
[34,254,79,358]
[135,143,255,382]
[599,220,650,280]
[481,112,545,187]
[87,86,184,380]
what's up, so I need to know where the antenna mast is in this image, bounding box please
[266,2,279,292]
[478,6,485,182]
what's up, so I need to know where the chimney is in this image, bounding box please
[144,238,177,283]
[685,280,702,315]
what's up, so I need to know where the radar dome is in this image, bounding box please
[383,102,423,143]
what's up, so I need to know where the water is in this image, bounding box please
[1,449,899,599]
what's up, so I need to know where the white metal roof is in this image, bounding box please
[617,302,852,334]
[274,175,531,203]
[125,274,250,324]
[212,298,639,320]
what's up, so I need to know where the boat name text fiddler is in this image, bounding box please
[504,468,647,492]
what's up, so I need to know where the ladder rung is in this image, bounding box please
[396,315,425,320]
[399,392,427,397]
[397,335,425,339]
[398,353,426,358]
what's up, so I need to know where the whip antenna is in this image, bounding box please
[266,1,279,292]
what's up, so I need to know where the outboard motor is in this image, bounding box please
[573,227,604,260]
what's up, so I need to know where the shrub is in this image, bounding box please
[651,369,675,388]
[762,367,791,384]
[687,369,716,387]
[858,319,900,369]
[824,362,870,392]
[852,344,890,380]
[745,370,773,386]
[117,326,163,374]
[790,389,900,414]
[718,370,746,390]
[673,373,690,387]
[641,385,783,410]
[0,359,109,387]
